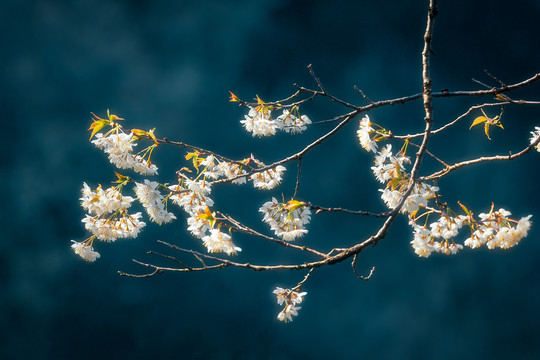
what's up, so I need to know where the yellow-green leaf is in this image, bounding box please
[495,94,511,102]
[147,129,158,143]
[284,200,306,211]
[178,167,192,173]
[457,201,471,216]
[114,172,130,184]
[470,116,488,129]
[88,120,107,140]
[185,151,198,160]
[106,109,124,122]
[109,114,124,122]
[131,129,147,137]
[387,178,401,190]
[229,91,240,102]
[197,206,216,227]
[484,123,492,140]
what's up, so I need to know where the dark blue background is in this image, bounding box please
[2,0,540,359]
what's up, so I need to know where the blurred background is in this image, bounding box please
[2,0,540,359]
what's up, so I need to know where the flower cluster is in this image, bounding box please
[241,106,277,137]
[357,115,378,152]
[73,183,146,260]
[169,178,214,216]
[248,160,286,190]
[79,183,146,241]
[196,155,248,184]
[80,182,135,216]
[202,229,242,255]
[241,105,311,137]
[530,126,540,152]
[371,144,438,214]
[92,132,158,175]
[70,240,100,262]
[380,182,439,214]
[409,207,532,258]
[169,176,243,255]
[371,144,409,183]
[260,198,311,241]
[464,208,532,250]
[135,180,176,225]
[81,212,146,241]
[409,216,466,257]
[196,152,287,190]
[273,287,307,322]
[275,108,312,134]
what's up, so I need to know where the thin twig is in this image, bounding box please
[354,85,375,104]
[420,138,540,181]
[308,203,389,217]
[292,268,315,291]
[484,69,506,87]
[308,64,325,93]
[407,141,448,167]
[394,102,508,139]
[217,211,328,258]
[352,254,375,281]
[293,157,302,199]
[148,250,192,270]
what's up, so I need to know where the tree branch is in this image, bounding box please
[421,137,540,181]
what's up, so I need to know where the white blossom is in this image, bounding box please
[433,241,463,255]
[429,215,466,240]
[200,155,223,179]
[357,115,378,152]
[250,165,286,190]
[201,229,241,255]
[276,109,311,134]
[92,132,134,158]
[217,162,248,184]
[135,180,176,225]
[169,181,214,215]
[530,126,540,152]
[260,198,311,241]
[379,183,437,213]
[380,188,402,210]
[92,132,158,175]
[71,240,100,262]
[273,287,306,322]
[464,227,495,249]
[410,217,465,257]
[240,107,280,137]
[81,212,146,241]
[277,304,301,322]
[273,287,307,306]
[132,156,158,175]
[280,229,308,241]
[78,183,145,243]
[186,213,212,239]
[409,220,435,257]
[486,214,532,249]
[80,183,135,216]
[371,145,411,185]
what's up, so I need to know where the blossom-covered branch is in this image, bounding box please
[72,0,539,323]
